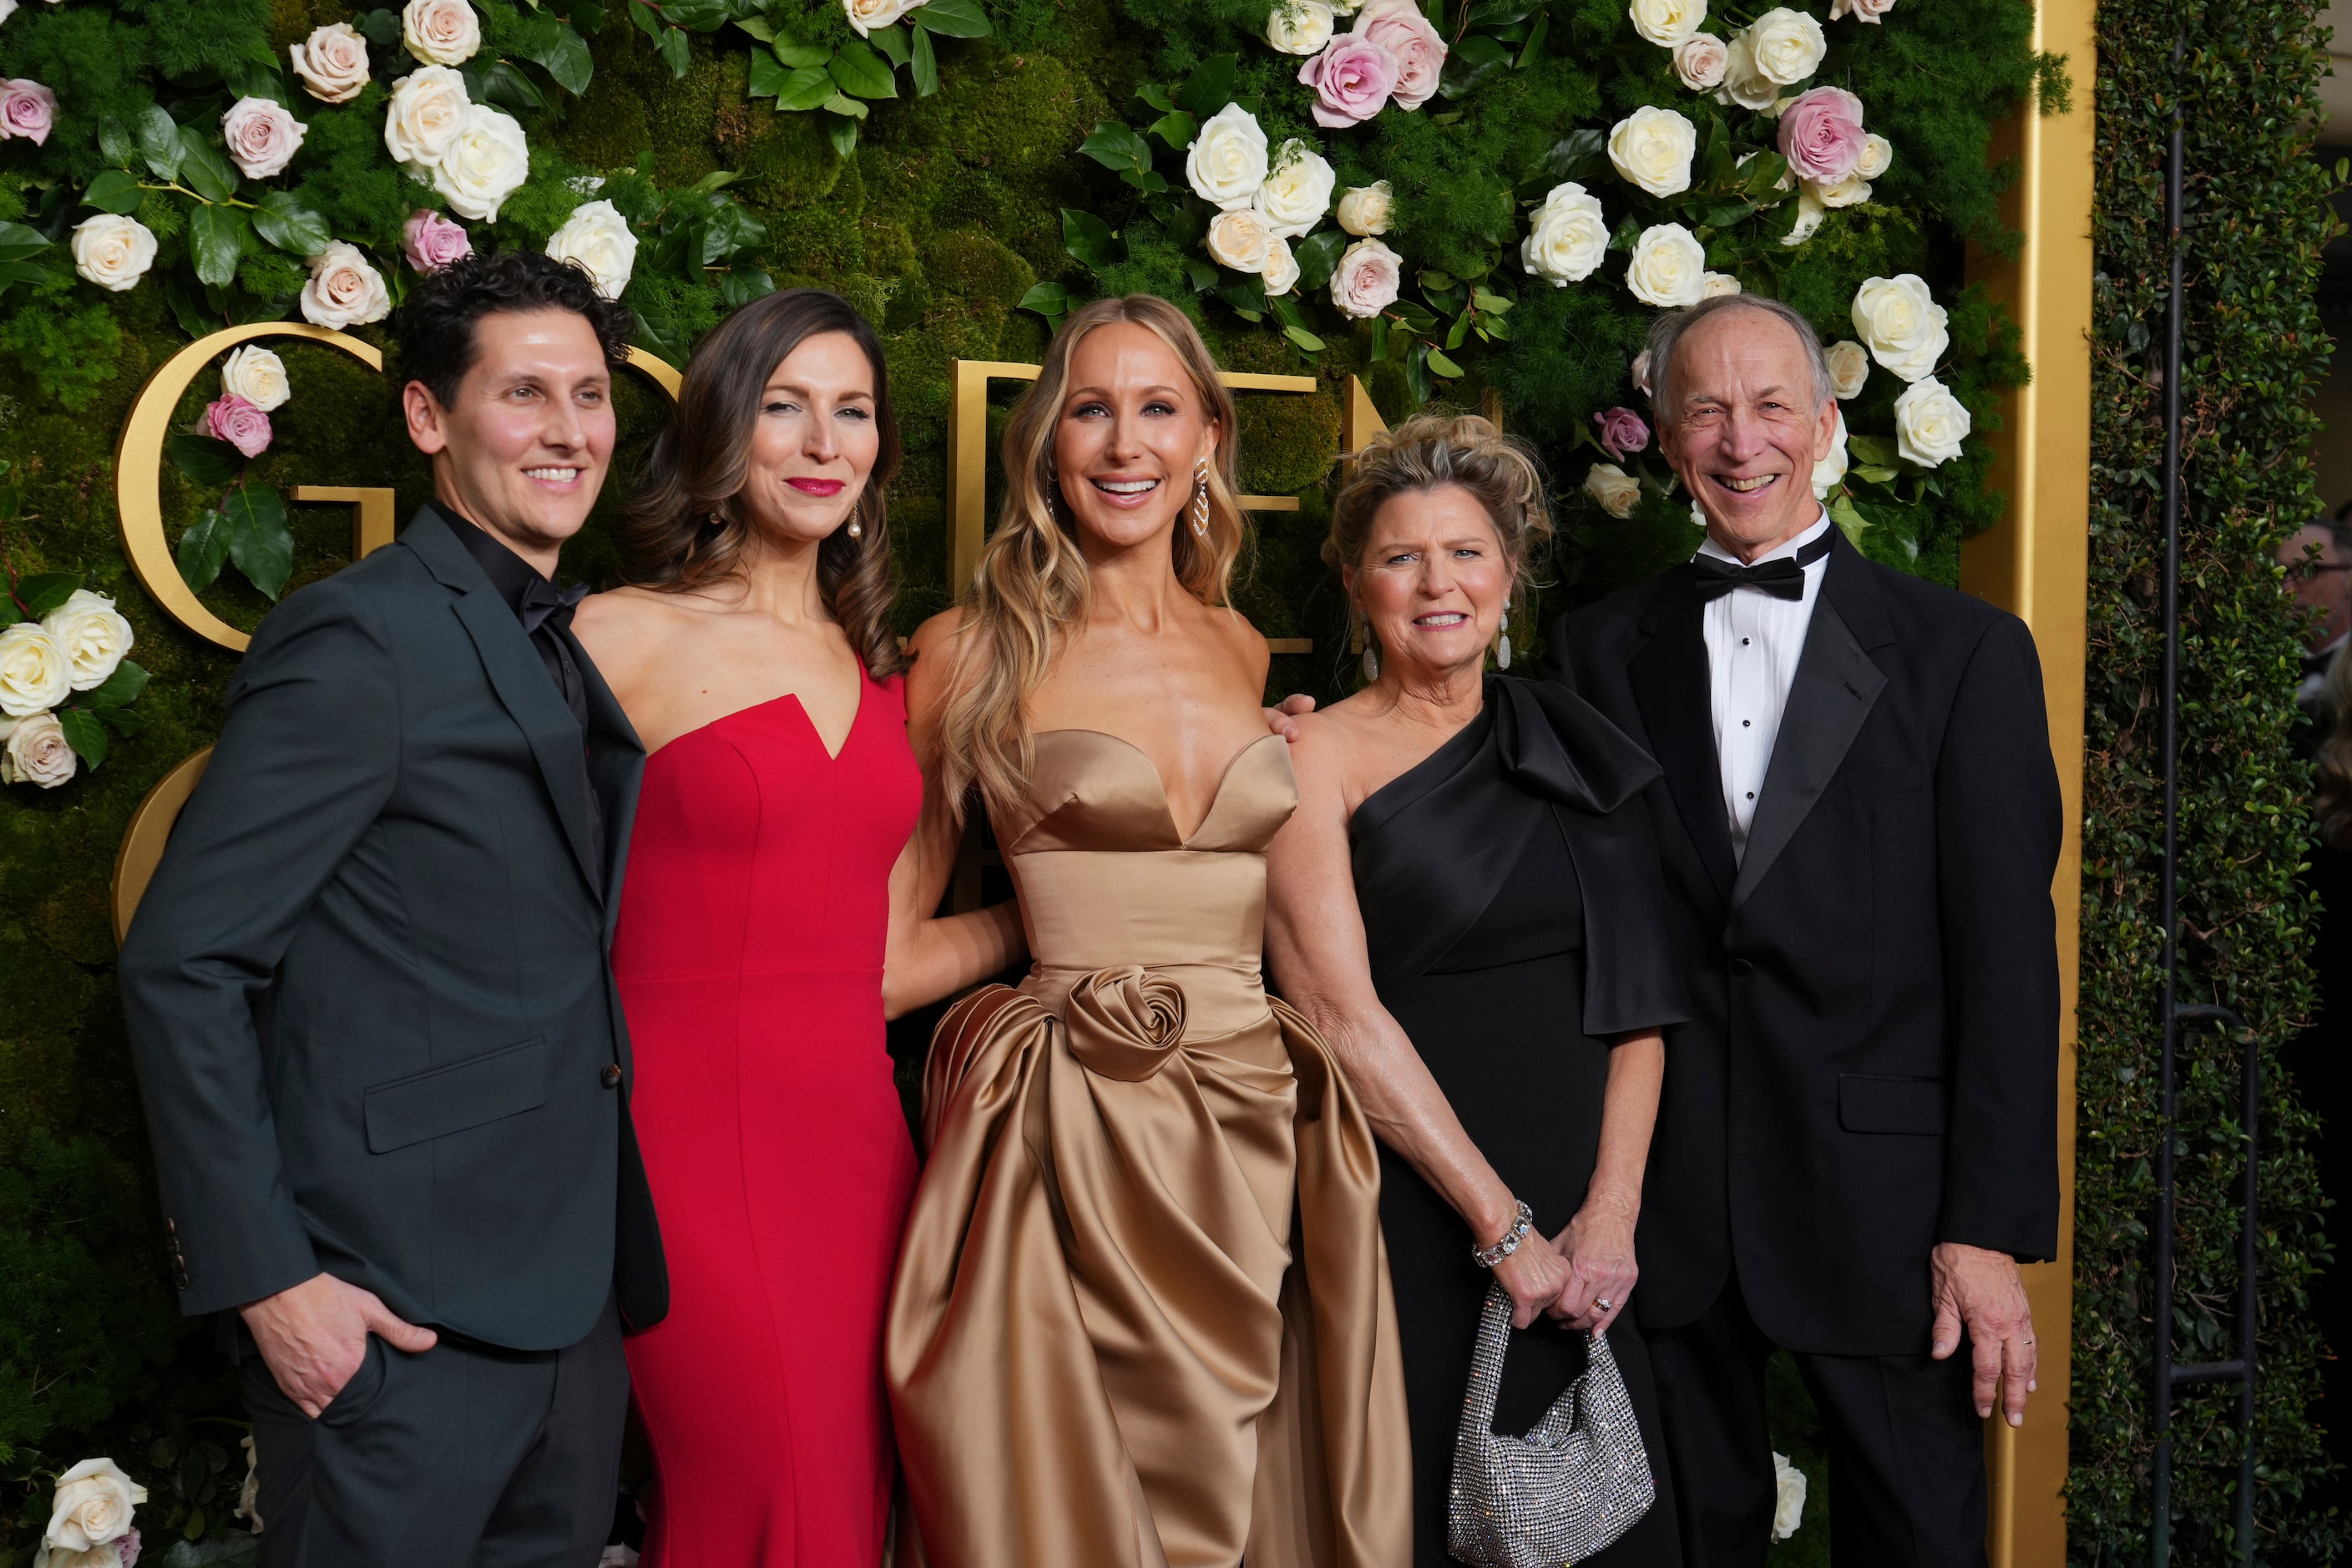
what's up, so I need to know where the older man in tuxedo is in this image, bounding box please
[1543,295,2062,1567]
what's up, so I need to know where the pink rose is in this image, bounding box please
[1674,33,1728,90]
[1595,406,1650,460]
[1631,349,1653,398]
[1830,0,1895,20]
[402,208,473,273]
[206,394,271,459]
[1297,34,1399,127]
[221,95,306,180]
[0,79,54,146]
[1350,0,1446,111]
[1777,85,1866,186]
[1331,236,1403,320]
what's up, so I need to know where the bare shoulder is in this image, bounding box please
[1206,602,1270,673]
[572,585,696,675]
[904,605,979,730]
[1283,706,1359,800]
[908,604,970,663]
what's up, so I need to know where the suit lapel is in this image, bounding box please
[1630,570,1737,903]
[569,625,645,948]
[1729,546,1890,909]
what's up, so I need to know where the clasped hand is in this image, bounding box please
[240,1272,438,1418]
[1489,1201,1636,1336]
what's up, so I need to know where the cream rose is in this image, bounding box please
[1702,271,1741,297]
[1584,463,1641,518]
[290,22,370,104]
[1267,0,1335,53]
[220,345,291,412]
[222,96,306,180]
[300,240,392,327]
[1716,32,1781,110]
[844,0,920,36]
[1520,181,1607,286]
[1331,236,1403,318]
[1336,180,1393,236]
[43,589,134,691]
[1893,375,1970,467]
[1261,236,1300,296]
[1253,141,1335,239]
[1811,170,1870,207]
[1625,222,1707,307]
[1206,207,1274,272]
[432,104,529,222]
[1675,32,1727,89]
[1823,338,1869,398]
[1779,184,1826,246]
[1830,0,1895,20]
[1850,272,1948,382]
[1772,1453,1808,1541]
[1186,103,1269,211]
[1631,347,1653,397]
[0,622,68,717]
[44,1460,144,1552]
[1812,406,1849,497]
[1855,132,1891,180]
[402,0,481,64]
[1744,7,1826,83]
[383,64,469,172]
[1608,104,1697,198]
[69,215,158,292]
[1628,0,1705,48]
[1,711,74,788]
[545,200,637,301]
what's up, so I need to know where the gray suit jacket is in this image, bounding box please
[120,507,664,1351]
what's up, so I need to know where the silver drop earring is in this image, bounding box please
[1495,625,1512,670]
[1360,640,1380,683]
[1191,463,1211,539]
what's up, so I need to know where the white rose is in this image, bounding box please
[1702,271,1741,297]
[0,710,74,788]
[1772,1453,1808,1541]
[44,1459,145,1552]
[69,215,157,292]
[432,104,529,222]
[1893,375,1971,467]
[1855,132,1891,180]
[1206,208,1273,272]
[843,0,918,36]
[1253,141,1335,239]
[1625,222,1707,307]
[1607,104,1697,198]
[34,1544,131,1568]
[1824,338,1869,398]
[1584,463,1641,518]
[0,622,70,716]
[221,95,306,181]
[290,22,370,104]
[300,240,392,327]
[1262,236,1300,296]
[0,0,18,28]
[545,200,637,301]
[1715,32,1781,110]
[1337,180,1393,236]
[42,589,134,691]
[1330,235,1403,318]
[220,344,290,412]
[1811,170,1870,207]
[1812,406,1849,497]
[1850,272,1948,382]
[1520,181,1607,286]
[1780,184,1826,246]
[1628,0,1704,48]
[1631,347,1652,397]
[1185,103,1269,212]
[1675,32,1727,89]
[383,64,469,172]
[402,0,481,64]
[1267,0,1335,53]
[1745,7,1825,83]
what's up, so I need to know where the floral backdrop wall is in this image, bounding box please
[0,0,2076,1552]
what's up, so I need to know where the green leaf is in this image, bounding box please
[84,170,144,215]
[1541,128,1606,182]
[1292,229,1347,292]
[867,21,911,64]
[99,114,138,167]
[540,27,595,94]
[909,24,938,94]
[1514,11,1549,65]
[357,7,404,47]
[1182,255,1218,291]
[252,191,332,256]
[1060,208,1120,271]
[1742,152,1791,200]
[169,432,246,491]
[1425,346,1465,378]
[1147,109,1196,149]
[821,90,869,118]
[1080,121,1155,179]
[1388,299,1440,335]
[16,572,83,617]
[96,705,149,736]
[772,64,837,110]
[1846,432,1898,467]
[700,200,766,264]
[628,0,665,39]
[768,28,833,66]
[1282,322,1325,353]
[1216,271,1267,321]
[908,0,992,34]
[223,483,295,601]
[827,114,859,157]
[828,38,897,97]
[719,263,776,306]
[1174,53,1237,119]
[660,0,732,27]
[735,12,776,38]
[189,204,250,287]
[747,44,792,94]
[136,106,184,181]
[1018,281,1073,322]
[1452,33,1509,65]
[177,129,240,204]
[1828,492,1873,547]
[0,598,18,627]
[83,658,149,711]
[655,25,694,75]
[56,708,107,770]
[1136,83,1176,113]
[1692,200,1757,230]
[1851,465,1900,485]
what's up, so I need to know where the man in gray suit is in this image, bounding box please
[120,249,665,1567]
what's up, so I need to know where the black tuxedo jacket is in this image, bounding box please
[121,508,666,1350]
[1543,531,2062,1354]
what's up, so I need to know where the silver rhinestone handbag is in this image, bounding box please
[1446,1282,1657,1568]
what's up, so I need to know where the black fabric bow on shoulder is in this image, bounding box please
[1688,529,1835,602]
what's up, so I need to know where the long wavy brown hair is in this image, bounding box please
[622,288,906,679]
[933,295,1244,819]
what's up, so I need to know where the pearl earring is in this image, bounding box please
[847,515,863,539]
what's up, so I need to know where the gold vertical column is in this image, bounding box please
[1959,0,2097,1560]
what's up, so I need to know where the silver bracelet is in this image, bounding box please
[1472,1200,1535,1269]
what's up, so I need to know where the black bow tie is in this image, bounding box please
[1690,531,1835,602]
[518,575,589,635]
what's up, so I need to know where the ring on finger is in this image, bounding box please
[1596,1297,1613,1311]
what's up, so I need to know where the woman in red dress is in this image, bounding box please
[573,290,1021,1567]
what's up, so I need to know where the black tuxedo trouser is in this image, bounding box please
[1646,1277,1986,1568]
[240,1296,626,1568]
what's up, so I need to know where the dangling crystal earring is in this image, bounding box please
[1495,624,1512,670]
[1360,640,1380,683]
[1191,462,1211,539]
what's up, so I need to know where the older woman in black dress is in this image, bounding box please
[1266,412,1687,1566]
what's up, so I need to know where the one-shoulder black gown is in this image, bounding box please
[1348,675,1688,1568]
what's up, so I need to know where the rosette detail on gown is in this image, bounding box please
[886,730,1410,1568]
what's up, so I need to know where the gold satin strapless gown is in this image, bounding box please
[886,731,1410,1568]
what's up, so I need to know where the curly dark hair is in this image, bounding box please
[394,248,635,408]
[622,288,906,680]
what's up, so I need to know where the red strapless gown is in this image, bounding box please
[615,675,923,1567]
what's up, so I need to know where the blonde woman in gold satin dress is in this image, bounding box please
[884,295,1410,1568]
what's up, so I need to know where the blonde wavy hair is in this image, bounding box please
[933,295,1245,821]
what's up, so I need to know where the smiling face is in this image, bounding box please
[732,330,881,549]
[1657,306,1837,562]
[1345,483,1513,684]
[403,308,615,574]
[1051,321,1220,556]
